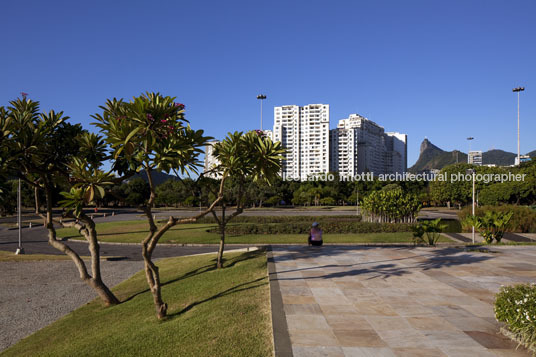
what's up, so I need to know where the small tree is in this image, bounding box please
[93,92,221,319]
[362,188,421,223]
[3,97,119,305]
[210,131,284,268]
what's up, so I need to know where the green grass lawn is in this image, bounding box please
[56,220,454,244]
[2,250,272,357]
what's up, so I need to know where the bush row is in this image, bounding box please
[194,215,362,225]
[458,205,536,233]
[495,284,536,352]
[207,221,413,235]
[417,219,461,233]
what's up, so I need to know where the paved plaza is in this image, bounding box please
[271,246,536,356]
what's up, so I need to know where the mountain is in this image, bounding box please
[409,139,467,172]
[409,139,534,172]
[482,150,516,166]
[132,171,179,186]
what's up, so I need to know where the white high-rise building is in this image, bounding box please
[385,132,408,173]
[468,151,483,166]
[262,129,273,141]
[203,140,221,179]
[330,114,407,177]
[274,104,329,180]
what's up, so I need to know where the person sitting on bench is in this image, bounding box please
[308,222,323,246]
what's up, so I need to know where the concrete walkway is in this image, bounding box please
[271,246,535,356]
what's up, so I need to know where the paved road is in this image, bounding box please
[0,225,244,260]
[1,207,460,226]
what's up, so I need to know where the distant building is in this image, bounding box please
[468,151,483,166]
[203,140,221,179]
[329,114,407,177]
[262,129,273,141]
[515,155,531,165]
[385,132,408,174]
[273,104,329,180]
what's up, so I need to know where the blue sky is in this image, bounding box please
[1,0,535,166]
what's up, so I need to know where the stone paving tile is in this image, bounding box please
[282,295,317,305]
[272,246,533,356]
[284,303,324,315]
[333,329,387,347]
[464,330,520,350]
[342,347,396,356]
[392,347,447,357]
[289,329,340,347]
[292,346,345,357]
[287,315,331,330]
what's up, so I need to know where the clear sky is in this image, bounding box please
[1,0,535,166]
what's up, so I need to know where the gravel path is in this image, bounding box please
[0,259,143,352]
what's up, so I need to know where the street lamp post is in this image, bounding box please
[466,169,476,244]
[512,87,525,165]
[466,137,474,163]
[256,94,266,130]
[16,179,24,254]
[355,184,359,216]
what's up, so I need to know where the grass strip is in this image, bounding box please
[2,249,272,357]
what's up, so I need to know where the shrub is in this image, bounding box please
[362,188,421,223]
[495,284,536,352]
[463,211,513,244]
[412,218,447,245]
[459,205,536,233]
[206,221,413,235]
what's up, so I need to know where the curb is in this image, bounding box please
[69,240,463,248]
[267,246,293,357]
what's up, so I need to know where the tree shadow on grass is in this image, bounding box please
[166,276,268,319]
[213,248,266,269]
[121,249,265,304]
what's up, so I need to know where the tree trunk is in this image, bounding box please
[217,204,226,269]
[34,185,40,214]
[142,240,167,319]
[44,183,119,306]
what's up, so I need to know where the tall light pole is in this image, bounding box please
[16,179,24,254]
[256,94,266,130]
[466,169,476,244]
[355,183,359,216]
[513,87,525,165]
[467,137,474,164]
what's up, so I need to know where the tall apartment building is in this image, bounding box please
[330,114,407,177]
[273,104,329,180]
[203,140,221,179]
[262,129,273,141]
[385,132,408,173]
[468,151,483,166]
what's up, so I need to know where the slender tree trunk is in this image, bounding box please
[34,185,40,214]
[142,236,167,319]
[141,167,168,319]
[43,183,118,306]
[217,204,226,269]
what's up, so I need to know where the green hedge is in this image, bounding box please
[207,221,412,235]
[458,205,536,233]
[194,215,362,225]
[417,219,461,233]
[495,284,536,352]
